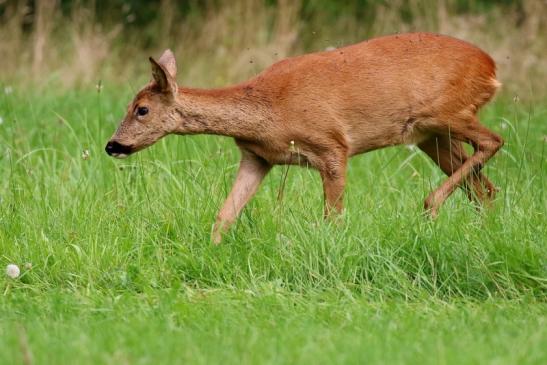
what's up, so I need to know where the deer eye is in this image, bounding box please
[137,106,149,116]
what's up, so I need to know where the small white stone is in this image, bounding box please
[6,264,20,279]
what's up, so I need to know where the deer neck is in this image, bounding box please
[172,85,272,141]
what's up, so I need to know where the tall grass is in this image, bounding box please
[0,86,545,299]
[0,79,545,365]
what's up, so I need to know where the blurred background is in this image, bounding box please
[0,0,545,98]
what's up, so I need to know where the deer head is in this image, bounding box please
[105,49,180,158]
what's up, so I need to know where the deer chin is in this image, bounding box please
[111,153,130,159]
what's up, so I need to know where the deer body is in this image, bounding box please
[106,32,503,243]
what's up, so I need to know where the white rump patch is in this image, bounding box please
[491,78,502,89]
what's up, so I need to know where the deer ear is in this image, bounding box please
[158,49,177,77]
[149,56,177,95]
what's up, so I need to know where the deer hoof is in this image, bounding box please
[423,199,439,219]
[210,230,222,245]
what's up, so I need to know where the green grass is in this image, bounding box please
[0,84,546,364]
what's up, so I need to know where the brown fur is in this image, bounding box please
[106,32,504,244]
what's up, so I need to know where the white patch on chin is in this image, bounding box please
[112,153,129,159]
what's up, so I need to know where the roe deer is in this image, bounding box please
[105,32,503,244]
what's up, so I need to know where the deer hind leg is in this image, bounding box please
[418,135,498,205]
[420,117,503,217]
[212,150,271,244]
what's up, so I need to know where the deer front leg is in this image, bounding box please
[212,151,271,244]
[319,154,347,217]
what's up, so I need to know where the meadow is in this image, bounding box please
[1,0,546,364]
[0,81,545,364]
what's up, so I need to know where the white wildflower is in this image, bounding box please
[289,140,296,153]
[82,149,90,160]
[6,264,20,279]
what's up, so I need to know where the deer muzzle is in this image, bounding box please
[105,140,133,159]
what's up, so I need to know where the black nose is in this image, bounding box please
[105,141,132,155]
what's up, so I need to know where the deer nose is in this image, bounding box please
[105,141,132,156]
